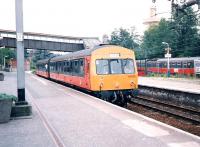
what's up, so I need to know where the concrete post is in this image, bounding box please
[12,0,32,117]
[15,0,26,103]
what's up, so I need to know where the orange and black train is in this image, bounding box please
[36,45,138,106]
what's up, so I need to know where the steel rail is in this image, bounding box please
[129,96,200,123]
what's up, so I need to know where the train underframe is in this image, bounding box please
[95,89,138,107]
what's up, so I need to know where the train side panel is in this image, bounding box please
[36,70,48,78]
[49,56,91,90]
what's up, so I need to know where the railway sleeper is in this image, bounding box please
[130,97,200,123]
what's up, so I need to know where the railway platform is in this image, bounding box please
[139,77,200,94]
[0,72,200,147]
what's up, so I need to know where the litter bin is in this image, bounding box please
[0,73,4,81]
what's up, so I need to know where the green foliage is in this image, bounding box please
[141,7,200,59]
[171,7,200,57]
[110,27,140,50]
[0,48,16,65]
[0,93,17,101]
[141,19,177,59]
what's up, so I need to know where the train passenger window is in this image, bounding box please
[79,59,84,76]
[141,63,145,67]
[74,60,79,74]
[110,59,122,74]
[188,61,194,68]
[96,60,109,74]
[122,59,134,74]
[171,62,175,68]
[163,62,167,68]
[183,62,187,68]
[177,62,182,68]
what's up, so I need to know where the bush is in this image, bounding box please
[0,93,17,101]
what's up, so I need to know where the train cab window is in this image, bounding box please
[96,60,109,74]
[110,59,122,74]
[122,59,134,74]
[195,61,200,67]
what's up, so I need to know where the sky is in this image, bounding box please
[0,0,171,39]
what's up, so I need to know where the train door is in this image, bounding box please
[85,56,91,89]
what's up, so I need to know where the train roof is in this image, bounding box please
[157,57,200,62]
[136,57,200,62]
[37,45,128,64]
[36,58,49,64]
[49,45,124,62]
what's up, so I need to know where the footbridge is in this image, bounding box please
[0,29,100,52]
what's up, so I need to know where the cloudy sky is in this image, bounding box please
[0,0,171,38]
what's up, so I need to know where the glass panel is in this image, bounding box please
[123,59,134,74]
[195,62,200,67]
[79,59,84,76]
[110,59,122,74]
[96,60,109,74]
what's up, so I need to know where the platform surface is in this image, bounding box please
[0,72,200,147]
[139,77,200,94]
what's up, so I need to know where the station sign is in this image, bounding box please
[165,53,171,58]
[17,33,23,42]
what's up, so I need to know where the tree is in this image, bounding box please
[171,7,200,57]
[110,27,140,50]
[141,7,200,59]
[141,19,177,59]
[0,48,16,66]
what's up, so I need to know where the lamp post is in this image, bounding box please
[162,42,171,77]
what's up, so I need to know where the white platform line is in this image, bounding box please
[168,141,200,147]
[122,119,169,137]
[32,76,47,86]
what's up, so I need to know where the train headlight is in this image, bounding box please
[130,81,135,87]
[100,83,103,88]
[115,83,119,89]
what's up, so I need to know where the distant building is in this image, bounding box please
[143,5,160,30]
[102,34,109,44]
[9,59,30,71]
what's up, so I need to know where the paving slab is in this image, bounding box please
[0,72,200,147]
[139,77,200,94]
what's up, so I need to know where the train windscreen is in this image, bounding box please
[96,60,109,74]
[122,59,135,74]
[96,59,135,75]
[195,61,200,67]
[110,59,123,74]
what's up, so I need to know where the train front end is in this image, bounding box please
[90,46,138,106]
[195,59,200,77]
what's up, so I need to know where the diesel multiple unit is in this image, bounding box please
[36,45,138,106]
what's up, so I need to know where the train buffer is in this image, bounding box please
[0,72,200,147]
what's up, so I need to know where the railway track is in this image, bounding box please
[129,95,200,124]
